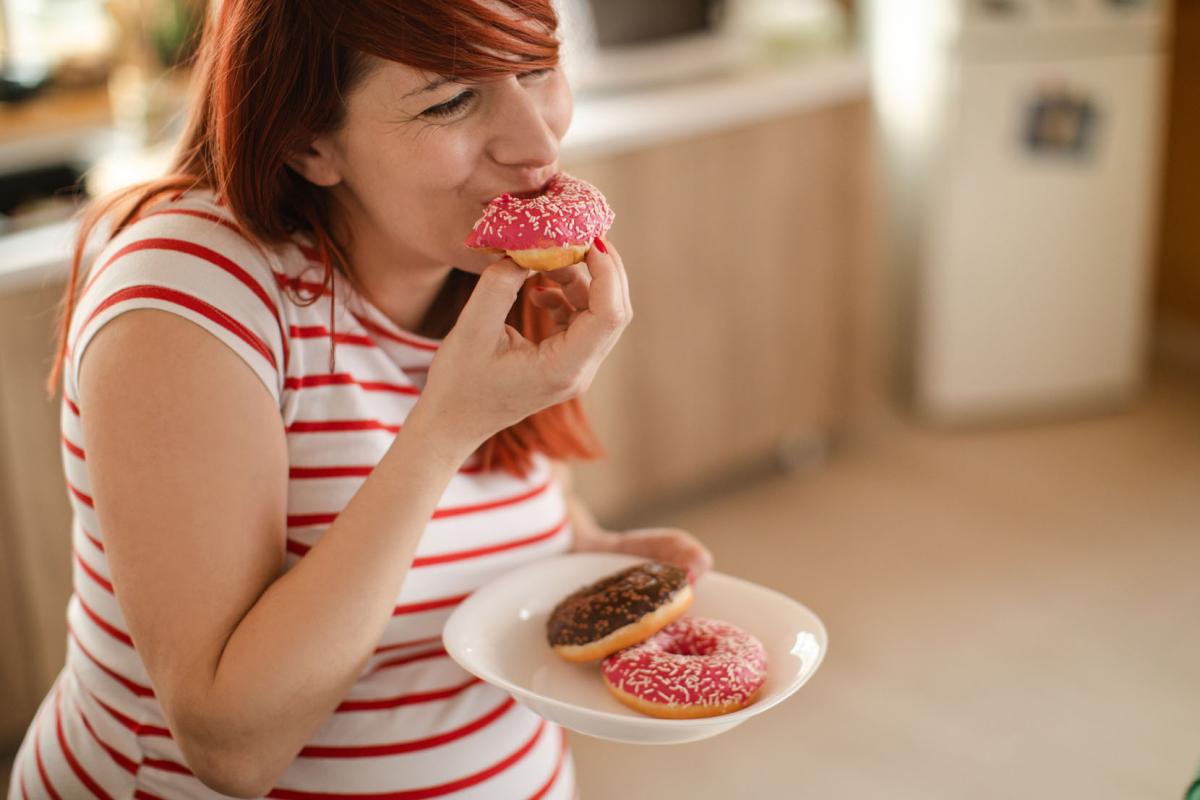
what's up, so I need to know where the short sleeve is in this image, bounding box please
[66,201,289,408]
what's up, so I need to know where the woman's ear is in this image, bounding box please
[286,136,344,187]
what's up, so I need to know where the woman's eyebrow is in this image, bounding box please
[403,75,454,99]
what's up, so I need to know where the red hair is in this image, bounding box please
[46,0,604,477]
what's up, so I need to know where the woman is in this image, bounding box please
[7,1,712,797]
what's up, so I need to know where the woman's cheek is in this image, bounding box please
[546,73,573,139]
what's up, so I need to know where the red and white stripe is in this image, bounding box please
[10,191,575,799]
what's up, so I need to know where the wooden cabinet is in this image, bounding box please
[0,96,881,747]
[0,282,75,750]
[1157,0,1200,329]
[565,98,880,521]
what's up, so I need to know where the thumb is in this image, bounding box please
[456,259,532,337]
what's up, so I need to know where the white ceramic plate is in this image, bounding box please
[442,552,827,745]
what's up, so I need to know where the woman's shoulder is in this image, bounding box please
[78,189,315,313]
[128,190,328,287]
[67,190,299,403]
[103,190,279,273]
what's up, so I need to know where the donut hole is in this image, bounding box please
[661,635,716,657]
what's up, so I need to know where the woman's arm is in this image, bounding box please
[552,461,714,580]
[80,310,475,798]
[79,251,630,798]
[551,459,612,552]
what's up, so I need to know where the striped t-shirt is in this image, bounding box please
[8,191,577,800]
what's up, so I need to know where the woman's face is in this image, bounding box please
[306,56,572,275]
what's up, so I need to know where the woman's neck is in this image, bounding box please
[332,196,454,335]
[353,254,451,335]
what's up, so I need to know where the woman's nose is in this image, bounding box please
[487,76,561,171]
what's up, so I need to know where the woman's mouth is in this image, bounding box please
[482,177,556,208]
[508,185,547,199]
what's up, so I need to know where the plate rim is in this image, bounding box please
[442,552,829,731]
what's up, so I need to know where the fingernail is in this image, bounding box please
[593,236,608,254]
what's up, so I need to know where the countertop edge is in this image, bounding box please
[0,50,869,295]
[0,220,80,295]
[561,50,869,164]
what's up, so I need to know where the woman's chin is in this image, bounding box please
[454,245,504,274]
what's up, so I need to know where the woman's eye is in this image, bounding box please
[418,69,553,120]
[421,90,476,120]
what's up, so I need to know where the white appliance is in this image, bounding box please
[866,0,1172,424]
[555,0,846,96]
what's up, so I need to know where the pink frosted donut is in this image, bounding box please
[600,617,768,719]
[465,172,615,271]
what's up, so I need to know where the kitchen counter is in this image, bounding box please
[563,49,868,161]
[0,49,868,293]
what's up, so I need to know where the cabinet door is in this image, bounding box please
[563,100,876,520]
[0,499,39,750]
[0,283,75,745]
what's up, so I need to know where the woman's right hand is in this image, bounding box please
[408,236,632,452]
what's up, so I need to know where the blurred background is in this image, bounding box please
[1,0,1197,797]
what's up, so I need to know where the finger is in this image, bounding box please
[551,238,629,368]
[599,236,632,320]
[542,261,591,311]
[529,285,575,330]
[455,258,532,339]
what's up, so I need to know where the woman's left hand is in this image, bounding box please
[576,527,714,583]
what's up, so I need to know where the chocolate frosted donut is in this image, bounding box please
[546,562,693,663]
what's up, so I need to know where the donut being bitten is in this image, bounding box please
[601,617,768,719]
[465,172,614,271]
[545,562,692,663]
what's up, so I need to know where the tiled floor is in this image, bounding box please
[568,364,1200,799]
[6,366,1199,799]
